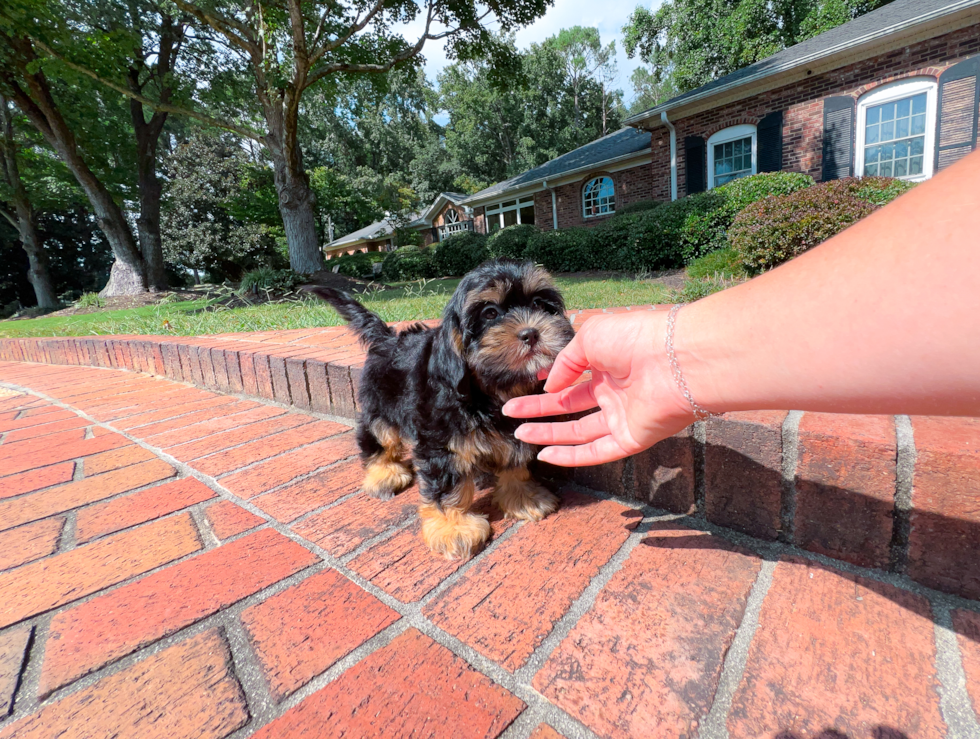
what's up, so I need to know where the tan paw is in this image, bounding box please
[494,468,559,521]
[420,504,491,560]
[363,460,414,500]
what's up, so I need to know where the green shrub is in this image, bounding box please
[832,175,917,206]
[616,200,662,216]
[330,252,386,279]
[672,274,744,302]
[486,224,537,259]
[730,179,878,274]
[238,268,301,295]
[686,248,746,280]
[679,172,816,262]
[381,246,438,281]
[525,228,597,272]
[432,231,489,276]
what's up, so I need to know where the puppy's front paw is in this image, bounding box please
[494,470,559,521]
[363,459,414,500]
[419,504,491,560]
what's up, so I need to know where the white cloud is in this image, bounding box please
[411,0,660,106]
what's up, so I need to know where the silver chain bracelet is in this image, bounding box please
[665,303,715,421]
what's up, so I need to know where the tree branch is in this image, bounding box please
[171,0,257,57]
[30,38,265,141]
[308,0,387,67]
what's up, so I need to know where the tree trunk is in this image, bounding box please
[133,104,168,291]
[13,202,58,308]
[264,106,322,274]
[5,39,147,295]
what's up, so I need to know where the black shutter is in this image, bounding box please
[822,96,854,180]
[757,111,783,173]
[685,136,706,194]
[935,56,980,173]
[431,226,439,243]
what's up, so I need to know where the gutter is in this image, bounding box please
[625,0,980,127]
[660,112,678,201]
[542,180,558,230]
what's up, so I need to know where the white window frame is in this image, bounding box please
[485,196,535,231]
[582,176,615,218]
[707,124,757,190]
[855,77,937,183]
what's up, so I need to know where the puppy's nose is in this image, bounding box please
[517,327,539,348]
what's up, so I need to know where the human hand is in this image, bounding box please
[502,311,696,466]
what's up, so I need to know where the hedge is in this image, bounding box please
[729,179,879,274]
[432,231,489,276]
[486,224,537,259]
[328,251,386,279]
[380,245,438,281]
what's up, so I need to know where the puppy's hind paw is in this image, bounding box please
[494,472,559,522]
[419,504,491,560]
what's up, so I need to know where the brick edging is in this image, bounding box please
[2,308,979,602]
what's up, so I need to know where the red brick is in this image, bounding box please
[242,569,400,700]
[221,432,359,498]
[193,420,348,477]
[0,459,176,531]
[40,527,314,692]
[252,628,523,739]
[75,478,216,543]
[0,630,247,739]
[534,523,760,738]
[0,463,74,500]
[0,517,63,571]
[327,363,356,417]
[0,513,200,629]
[252,460,363,522]
[306,359,331,413]
[221,349,244,392]
[952,609,980,720]
[794,413,896,568]
[633,427,696,514]
[728,558,945,738]
[253,352,275,398]
[167,413,311,461]
[0,625,30,717]
[529,726,566,739]
[705,411,787,539]
[424,491,638,671]
[239,350,260,395]
[0,432,129,477]
[108,394,235,428]
[0,408,76,433]
[348,489,513,603]
[1,416,88,443]
[205,499,264,539]
[82,445,156,475]
[908,417,980,599]
[0,428,87,461]
[294,487,420,556]
[140,402,278,443]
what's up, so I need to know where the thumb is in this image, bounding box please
[544,330,590,393]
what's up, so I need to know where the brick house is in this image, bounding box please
[626,0,980,200]
[324,192,472,259]
[464,0,980,228]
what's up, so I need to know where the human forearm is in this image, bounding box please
[679,149,980,417]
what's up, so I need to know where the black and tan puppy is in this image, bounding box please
[310,259,575,559]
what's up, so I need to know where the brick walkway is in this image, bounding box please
[1,361,980,738]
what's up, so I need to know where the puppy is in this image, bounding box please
[310,259,575,559]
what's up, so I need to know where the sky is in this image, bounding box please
[412,0,656,109]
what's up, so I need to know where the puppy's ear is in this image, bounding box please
[429,304,470,399]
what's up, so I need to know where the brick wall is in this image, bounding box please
[533,162,657,232]
[665,26,980,196]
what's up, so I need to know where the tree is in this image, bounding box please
[0,94,57,308]
[62,0,551,274]
[546,26,621,134]
[623,0,896,95]
[628,66,676,115]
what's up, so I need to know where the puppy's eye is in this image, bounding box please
[532,298,556,314]
[481,306,500,321]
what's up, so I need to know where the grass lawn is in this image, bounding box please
[0,274,676,339]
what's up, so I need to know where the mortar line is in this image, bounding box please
[221,615,276,726]
[6,623,37,719]
[891,414,915,573]
[779,410,803,544]
[692,419,707,514]
[931,600,980,739]
[8,617,47,719]
[57,511,77,552]
[190,506,222,549]
[697,559,777,739]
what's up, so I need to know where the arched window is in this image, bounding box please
[583,176,615,218]
[856,78,937,181]
[707,124,757,189]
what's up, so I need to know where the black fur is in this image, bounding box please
[310,259,574,514]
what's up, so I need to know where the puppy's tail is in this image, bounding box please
[307,287,393,347]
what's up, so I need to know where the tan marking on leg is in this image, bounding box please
[419,479,490,560]
[449,429,517,474]
[363,420,413,500]
[494,466,559,522]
